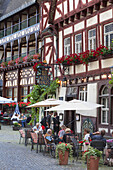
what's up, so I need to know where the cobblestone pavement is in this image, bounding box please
[0,125,112,170]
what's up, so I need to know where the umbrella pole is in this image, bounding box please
[74,111,77,134]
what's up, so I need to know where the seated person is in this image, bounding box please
[104,132,113,164]
[63,128,73,143]
[11,114,19,124]
[84,128,90,141]
[44,129,54,144]
[32,123,41,133]
[90,129,106,144]
[58,125,66,142]
[3,112,8,117]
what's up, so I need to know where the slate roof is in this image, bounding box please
[0,0,36,21]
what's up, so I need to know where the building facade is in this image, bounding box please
[0,0,113,135]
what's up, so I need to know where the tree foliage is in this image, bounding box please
[26,79,59,123]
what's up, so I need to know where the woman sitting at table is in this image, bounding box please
[32,123,42,133]
[44,129,54,145]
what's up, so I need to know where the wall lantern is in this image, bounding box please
[110,66,113,77]
[62,77,67,87]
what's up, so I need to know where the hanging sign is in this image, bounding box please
[36,69,50,85]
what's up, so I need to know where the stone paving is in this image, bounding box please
[0,125,112,170]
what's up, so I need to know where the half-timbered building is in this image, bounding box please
[1,0,113,136]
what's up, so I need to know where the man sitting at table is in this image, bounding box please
[90,129,106,144]
[32,123,42,133]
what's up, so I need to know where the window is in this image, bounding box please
[104,23,113,47]
[101,86,109,124]
[6,88,12,99]
[75,33,82,54]
[64,37,70,55]
[21,87,28,102]
[88,29,96,50]
[79,86,87,101]
[14,88,17,102]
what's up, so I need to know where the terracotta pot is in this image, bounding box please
[87,156,100,170]
[58,150,69,165]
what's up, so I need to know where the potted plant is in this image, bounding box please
[56,142,73,165]
[13,122,21,131]
[83,146,102,170]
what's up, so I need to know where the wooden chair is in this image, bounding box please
[25,129,32,146]
[37,133,45,153]
[19,129,25,144]
[30,132,38,151]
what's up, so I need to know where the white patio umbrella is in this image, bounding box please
[69,99,103,108]
[45,101,103,112]
[0,96,14,104]
[27,98,67,108]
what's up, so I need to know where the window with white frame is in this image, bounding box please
[104,23,113,48]
[101,86,109,124]
[88,29,96,50]
[64,37,70,55]
[75,33,82,54]
[79,86,87,101]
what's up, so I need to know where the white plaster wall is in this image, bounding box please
[46,37,52,43]
[55,4,62,20]
[88,61,99,71]
[69,65,74,75]
[101,58,113,69]
[75,0,79,9]
[64,26,73,36]
[58,86,67,101]
[100,25,102,45]
[100,9,112,23]
[64,1,67,15]
[59,31,63,58]
[44,2,50,11]
[99,128,108,133]
[83,31,85,51]
[7,52,11,57]
[69,0,73,12]
[45,47,52,63]
[87,15,97,27]
[82,0,86,4]
[74,21,84,32]
[75,64,86,73]
[71,36,74,54]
